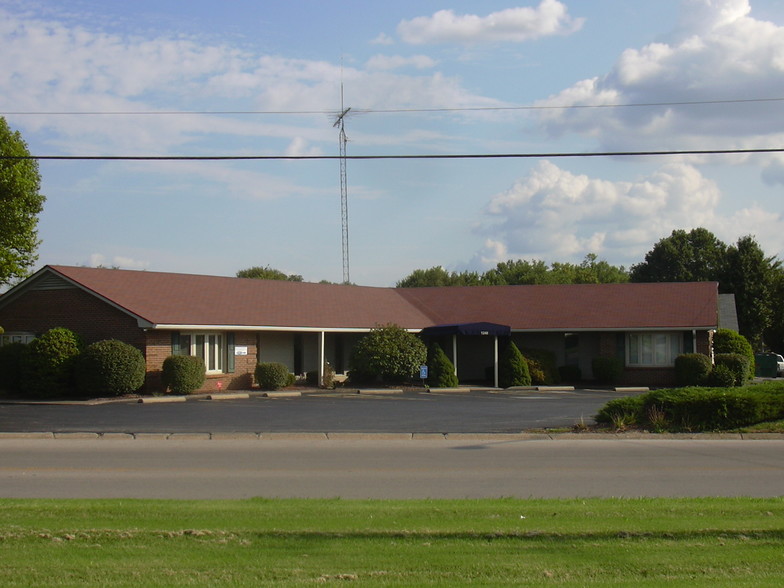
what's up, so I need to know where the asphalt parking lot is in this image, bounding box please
[0,388,642,435]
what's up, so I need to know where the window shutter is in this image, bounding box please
[226,332,235,373]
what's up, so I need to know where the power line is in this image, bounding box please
[2,97,784,116]
[3,147,784,161]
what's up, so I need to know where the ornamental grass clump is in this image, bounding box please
[161,355,206,395]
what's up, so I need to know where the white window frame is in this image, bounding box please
[181,332,225,374]
[627,332,682,367]
[0,332,36,346]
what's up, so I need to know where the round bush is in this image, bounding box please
[713,353,749,387]
[426,343,459,388]
[75,339,146,397]
[499,341,531,388]
[674,353,712,387]
[592,356,624,385]
[707,364,737,388]
[350,324,426,384]
[713,329,754,381]
[255,362,290,390]
[161,355,206,394]
[20,327,83,398]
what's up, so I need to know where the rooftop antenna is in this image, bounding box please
[333,79,351,284]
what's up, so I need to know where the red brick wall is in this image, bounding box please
[0,287,145,348]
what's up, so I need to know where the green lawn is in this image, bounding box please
[1,498,783,586]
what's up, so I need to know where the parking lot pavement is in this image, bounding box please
[0,388,642,435]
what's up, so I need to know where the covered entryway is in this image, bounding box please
[420,322,511,388]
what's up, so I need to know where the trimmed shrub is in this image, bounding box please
[499,341,531,388]
[713,329,754,381]
[558,364,582,383]
[426,343,459,388]
[707,364,737,388]
[713,353,750,387]
[674,353,712,387]
[521,348,559,385]
[0,342,27,394]
[161,355,206,395]
[20,327,83,398]
[75,339,146,397]
[255,362,290,390]
[349,324,427,384]
[592,356,624,385]
[596,382,784,432]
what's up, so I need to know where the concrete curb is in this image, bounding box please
[0,431,782,441]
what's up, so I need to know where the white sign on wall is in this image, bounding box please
[234,346,248,356]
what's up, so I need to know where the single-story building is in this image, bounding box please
[0,265,731,390]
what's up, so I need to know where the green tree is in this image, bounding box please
[764,268,784,354]
[630,228,727,283]
[237,265,303,281]
[720,236,778,349]
[396,266,480,288]
[0,117,46,287]
[349,324,427,384]
[482,259,551,285]
[713,328,755,381]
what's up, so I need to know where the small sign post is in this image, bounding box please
[419,365,428,388]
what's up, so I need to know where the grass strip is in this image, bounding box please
[1,497,783,586]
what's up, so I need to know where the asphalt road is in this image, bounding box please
[1,437,783,499]
[0,388,631,434]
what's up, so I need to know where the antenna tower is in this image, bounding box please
[333,83,351,284]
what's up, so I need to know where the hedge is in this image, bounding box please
[75,339,146,397]
[161,355,206,395]
[255,362,290,390]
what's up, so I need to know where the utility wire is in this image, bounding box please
[2,97,784,116]
[3,147,784,161]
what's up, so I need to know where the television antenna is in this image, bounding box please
[333,82,351,284]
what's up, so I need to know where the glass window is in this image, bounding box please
[627,332,682,367]
[182,332,224,373]
[0,333,36,346]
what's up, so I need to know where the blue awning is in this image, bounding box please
[419,322,511,337]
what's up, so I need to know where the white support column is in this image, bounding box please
[493,336,499,388]
[452,334,458,377]
[318,331,326,387]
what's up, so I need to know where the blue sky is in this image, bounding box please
[2,0,784,285]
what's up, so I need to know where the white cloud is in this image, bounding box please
[365,54,437,71]
[397,1,584,46]
[88,253,150,270]
[475,160,725,266]
[371,32,395,46]
[536,0,784,151]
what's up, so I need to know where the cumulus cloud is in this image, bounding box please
[536,0,784,152]
[474,160,728,266]
[88,254,150,270]
[397,1,584,45]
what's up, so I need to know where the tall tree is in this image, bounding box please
[236,266,303,281]
[0,117,45,287]
[396,266,480,288]
[721,235,778,349]
[629,228,726,283]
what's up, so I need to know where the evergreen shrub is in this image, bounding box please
[674,353,712,387]
[707,364,737,388]
[713,329,755,381]
[161,355,205,394]
[713,353,750,387]
[75,339,146,397]
[499,341,531,388]
[20,327,83,398]
[426,343,459,388]
[349,324,426,384]
[255,362,290,390]
[592,356,624,385]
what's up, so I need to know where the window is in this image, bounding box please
[627,332,682,367]
[0,332,36,346]
[179,332,225,373]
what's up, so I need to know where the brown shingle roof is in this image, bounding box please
[43,265,718,331]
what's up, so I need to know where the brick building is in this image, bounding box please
[0,265,728,391]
